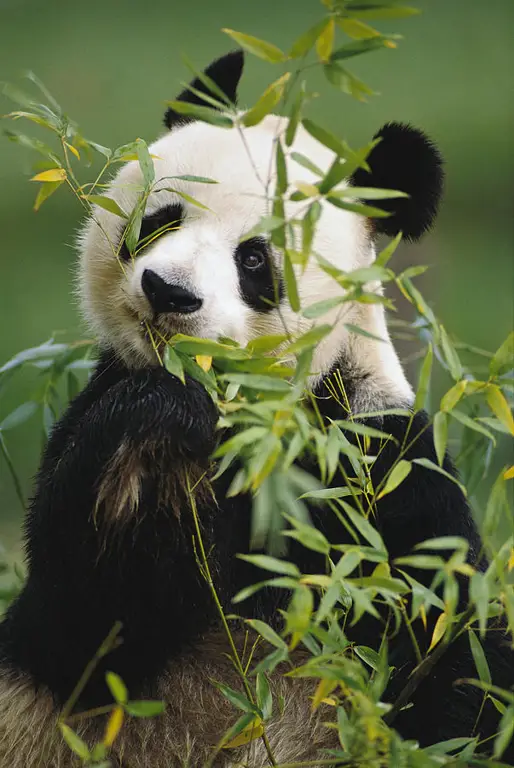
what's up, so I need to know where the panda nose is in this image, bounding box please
[141,269,203,314]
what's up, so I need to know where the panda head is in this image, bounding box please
[78,51,443,403]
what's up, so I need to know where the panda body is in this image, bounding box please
[0,51,512,767]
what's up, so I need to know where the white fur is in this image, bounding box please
[79,114,413,407]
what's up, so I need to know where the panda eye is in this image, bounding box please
[239,242,267,271]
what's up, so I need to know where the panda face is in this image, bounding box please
[78,51,443,406]
[79,115,372,375]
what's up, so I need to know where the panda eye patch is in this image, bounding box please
[120,203,184,260]
[235,236,283,313]
[238,240,267,271]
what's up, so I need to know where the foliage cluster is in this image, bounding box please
[1,0,513,765]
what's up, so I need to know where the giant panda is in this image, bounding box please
[0,50,512,767]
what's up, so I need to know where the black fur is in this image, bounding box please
[0,353,512,759]
[164,50,244,129]
[351,122,444,241]
[235,236,284,312]
[121,203,184,260]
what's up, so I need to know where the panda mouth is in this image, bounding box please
[139,313,200,350]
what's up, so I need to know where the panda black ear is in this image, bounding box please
[164,50,245,129]
[350,122,444,242]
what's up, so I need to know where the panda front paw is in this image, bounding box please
[86,364,218,461]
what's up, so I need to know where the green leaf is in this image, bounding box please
[414,343,433,411]
[330,36,390,61]
[106,671,128,704]
[494,705,514,758]
[440,380,467,413]
[245,618,288,650]
[486,385,514,436]
[333,186,408,200]
[241,215,285,241]
[0,402,37,431]
[34,180,63,211]
[302,119,350,158]
[284,524,330,554]
[490,331,514,377]
[242,73,290,128]
[171,335,248,360]
[160,187,210,211]
[344,6,421,20]
[256,673,273,720]
[316,18,335,62]
[412,458,467,496]
[284,251,300,312]
[124,700,166,717]
[219,373,290,392]
[164,100,233,127]
[340,501,386,552]
[289,19,332,58]
[440,326,463,381]
[326,197,389,217]
[59,724,90,759]
[290,151,323,177]
[136,138,155,187]
[299,487,354,501]
[285,84,305,147]
[451,410,496,444]
[212,681,259,715]
[374,231,402,267]
[302,297,345,319]
[163,346,185,384]
[214,426,268,458]
[84,195,128,218]
[433,411,448,466]
[334,419,397,442]
[222,29,286,63]
[468,630,492,685]
[377,460,412,499]
[285,325,332,355]
[237,554,300,577]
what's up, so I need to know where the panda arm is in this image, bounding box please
[0,356,227,710]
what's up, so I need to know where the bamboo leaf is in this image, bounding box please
[414,343,433,411]
[433,411,448,466]
[84,195,128,218]
[103,706,124,747]
[30,168,66,182]
[377,460,411,500]
[486,385,514,436]
[106,672,128,704]
[468,630,492,685]
[242,73,290,128]
[222,29,286,63]
[316,18,335,62]
[429,611,448,651]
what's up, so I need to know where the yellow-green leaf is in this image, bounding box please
[504,466,514,481]
[223,716,264,748]
[241,73,290,128]
[59,724,90,759]
[83,195,128,218]
[289,19,331,58]
[222,29,286,63]
[195,355,212,372]
[316,18,335,62]
[34,180,62,211]
[30,168,67,182]
[486,385,514,436]
[429,611,448,651]
[433,411,448,467]
[377,460,412,500]
[414,343,433,411]
[103,706,124,747]
[337,18,381,39]
[64,141,80,160]
[440,380,467,413]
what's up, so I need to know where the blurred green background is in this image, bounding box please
[0,0,513,558]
